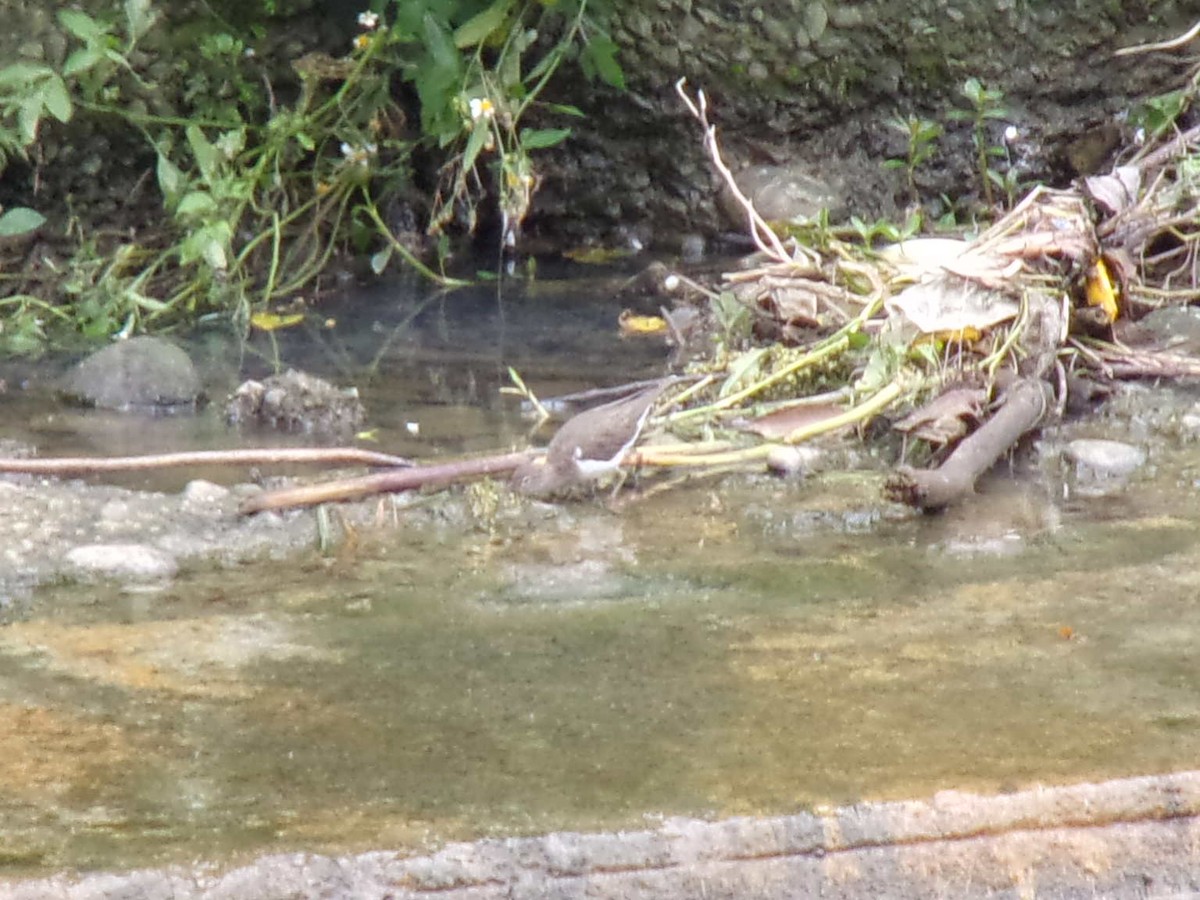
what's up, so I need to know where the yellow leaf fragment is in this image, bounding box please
[1084,257,1119,323]
[618,309,667,336]
[250,311,305,332]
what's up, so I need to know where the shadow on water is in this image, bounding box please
[2,271,1200,875]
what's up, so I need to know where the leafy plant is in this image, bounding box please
[392,0,618,249]
[849,210,922,246]
[0,0,625,351]
[948,77,1009,209]
[1131,88,1191,141]
[883,115,942,203]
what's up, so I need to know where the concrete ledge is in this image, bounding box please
[6,771,1200,899]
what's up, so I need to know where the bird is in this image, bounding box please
[510,379,676,498]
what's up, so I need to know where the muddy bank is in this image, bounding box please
[4,771,1198,899]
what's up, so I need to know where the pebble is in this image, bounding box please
[181,479,232,512]
[1064,439,1145,494]
[65,543,179,581]
[766,445,821,476]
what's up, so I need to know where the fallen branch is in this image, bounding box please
[0,447,412,476]
[884,377,1054,511]
[239,450,535,515]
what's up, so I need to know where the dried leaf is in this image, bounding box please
[618,309,667,336]
[886,274,1019,334]
[1084,166,1141,216]
[1084,257,1119,323]
[893,387,987,445]
[758,284,820,326]
[737,403,845,439]
[250,311,305,332]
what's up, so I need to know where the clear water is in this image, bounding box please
[2,273,1199,876]
[2,463,1200,875]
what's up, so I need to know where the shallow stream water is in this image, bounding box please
[2,272,1200,878]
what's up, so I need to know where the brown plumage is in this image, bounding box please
[510,380,674,498]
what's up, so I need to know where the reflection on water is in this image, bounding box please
[3,459,1200,876]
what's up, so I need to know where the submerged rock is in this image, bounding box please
[1065,438,1146,495]
[64,543,178,581]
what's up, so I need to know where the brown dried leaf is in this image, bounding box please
[893,387,987,445]
[758,284,820,326]
[1084,166,1142,216]
[737,403,845,440]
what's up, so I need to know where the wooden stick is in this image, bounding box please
[884,378,1054,511]
[239,450,535,514]
[0,447,412,476]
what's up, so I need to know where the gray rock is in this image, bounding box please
[60,336,202,411]
[720,162,845,225]
[181,480,232,511]
[64,543,178,581]
[1065,438,1146,494]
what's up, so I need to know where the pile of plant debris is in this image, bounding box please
[617,66,1200,511]
[227,48,1200,517]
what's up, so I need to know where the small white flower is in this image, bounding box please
[1003,124,1019,144]
[1134,126,1146,146]
[663,274,681,292]
[469,97,495,121]
[357,11,379,29]
[340,142,377,166]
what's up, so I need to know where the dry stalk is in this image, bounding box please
[674,78,817,268]
[1114,19,1200,56]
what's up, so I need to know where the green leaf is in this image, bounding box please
[423,13,459,72]
[520,127,570,149]
[62,47,103,77]
[0,63,54,86]
[181,222,232,270]
[580,34,624,89]
[201,237,228,270]
[17,95,42,146]
[176,191,217,218]
[123,0,157,41]
[156,152,186,201]
[544,103,585,118]
[846,329,871,350]
[461,122,489,173]
[216,128,245,159]
[40,75,72,123]
[186,124,219,184]
[453,0,516,49]
[720,347,768,397]
[294,131,315,151]
[0,207,46,237]
[58,10,105,42]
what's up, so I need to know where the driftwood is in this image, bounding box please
[0,447,412,475]
[238,450,535,515]
[884,378,1055,512]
